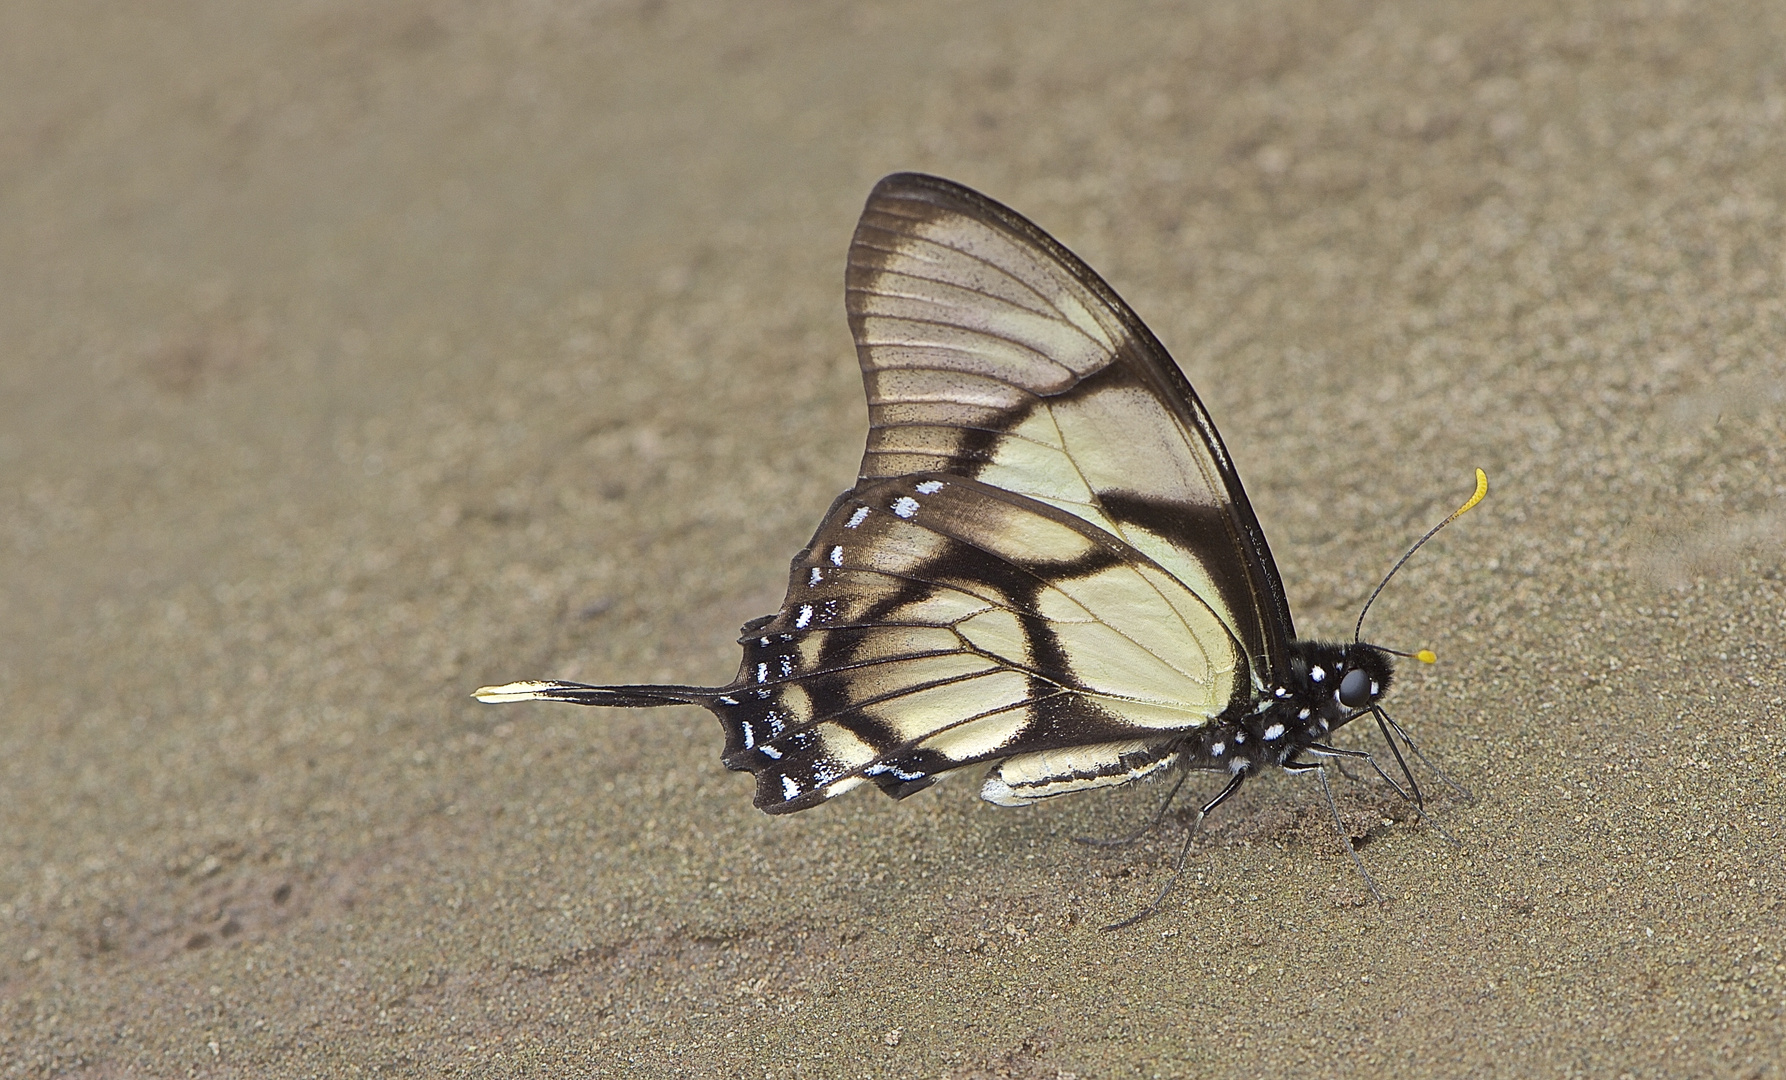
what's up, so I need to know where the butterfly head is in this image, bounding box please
[1285,640,1395,739]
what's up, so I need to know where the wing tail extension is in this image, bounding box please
[472,680,709,708]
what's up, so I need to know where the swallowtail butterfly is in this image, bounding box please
[478,174,1484,911]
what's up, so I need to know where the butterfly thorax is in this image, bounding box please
[1177,641,1395,778]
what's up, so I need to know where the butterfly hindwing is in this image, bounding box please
[982,740,1186,806]
[707,474,1245,812]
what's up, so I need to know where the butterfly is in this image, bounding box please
[477,173,1484,913]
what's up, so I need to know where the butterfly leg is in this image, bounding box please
[1100,771,1247,932]
[1328,757,1371,787]
[1072,761,1193,849]
[1304,742,1414,803]
[1375,705,1474,802]
[1304,741,1462,847]
[1283,760,1385,904]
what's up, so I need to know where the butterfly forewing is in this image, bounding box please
[848,173,1294,682]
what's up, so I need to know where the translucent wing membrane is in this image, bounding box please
[848,173,1294,681]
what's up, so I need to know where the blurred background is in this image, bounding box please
[3,1,1782,1075]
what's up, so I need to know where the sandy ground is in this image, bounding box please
[3,0,1783,1076]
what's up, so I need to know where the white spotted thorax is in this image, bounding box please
[474,173,1483,920]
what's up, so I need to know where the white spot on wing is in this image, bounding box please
[891,496,920,518]
[781,776,800,800]
[740,720,755,748]
[760,745,782,760]
[795,604,814,629]
[846,506,871,528]
[829,545,844,567]
[822,776,865,799]
[915,479,944,494]
[1263,724,1285,741]
[1310,666,1326,683]
[755,662,769,683]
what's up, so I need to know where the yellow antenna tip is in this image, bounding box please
[1414,649,1438,664]
[1455,468,1489,518]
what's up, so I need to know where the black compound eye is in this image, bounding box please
[1337,668,1374,709]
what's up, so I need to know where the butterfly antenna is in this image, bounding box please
[1353,468,1489,646]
